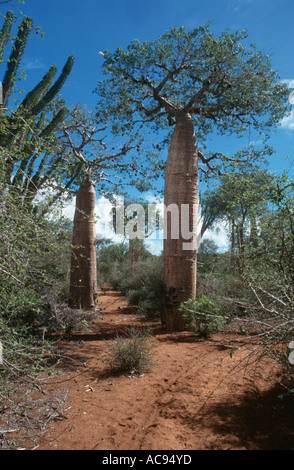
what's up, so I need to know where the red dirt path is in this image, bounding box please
[25,290,294,450]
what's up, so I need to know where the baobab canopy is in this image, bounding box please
[95,24,289,152]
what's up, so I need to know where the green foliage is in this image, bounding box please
[2,14,33,106]
[0,11,74,211]
[96,25,289,174]
[0,10,13,63]
[97,242,129,287]
[0,173,73,374]
[106,327,154,375]
[98,243,165,321]
[124,257,165,320]
[0,11,77,376]
[197,238,220,273]
[97,239,165,321]
[196,168,294,371]
[179,296,226,339]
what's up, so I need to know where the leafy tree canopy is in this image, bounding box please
[95,25,289,174]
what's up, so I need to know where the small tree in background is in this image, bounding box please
[200,169,275,274]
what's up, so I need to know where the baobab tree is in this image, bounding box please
[95,25,289,330]
[59,107,163,311]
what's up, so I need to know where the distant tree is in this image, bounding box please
[200,169,275,274]
[197,238,219,273]
[112,197,157,269]
[95,25,289,330]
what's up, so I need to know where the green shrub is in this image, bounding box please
[97,242,166,320]
[106,327,155,374]
[0,180,72,375]
[179,295,225,338]
[124,258,165,320]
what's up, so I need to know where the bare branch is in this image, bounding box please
[0,266,25,285]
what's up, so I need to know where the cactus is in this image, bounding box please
[2,15,33,106]
[0,10,14,64]
[31,55,74,116]
[0,11,75,209]
[19,64,57,114]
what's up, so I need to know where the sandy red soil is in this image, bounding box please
[20,290,294,450]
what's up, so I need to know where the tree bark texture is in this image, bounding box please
[69,184,98,310]
[164,113,199,331]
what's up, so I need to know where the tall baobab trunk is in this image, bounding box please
[164,112,199,331]
[69,183,98,310]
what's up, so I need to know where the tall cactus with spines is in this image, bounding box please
[0,11,75,209]
[2,15,33,106]
[31,55,74,116]
[18,64,57,115]
[0,10,13,64]
[11,107,67,192]
[1,59,73,148]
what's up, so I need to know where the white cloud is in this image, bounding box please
[204,224,229,251]
[281,79,294,88]
[61,198,75,220]
[280,79,294,130]
[281,110,294,131]
[63,195,125,243]
[144,239,163,256]
[24,58,46,70]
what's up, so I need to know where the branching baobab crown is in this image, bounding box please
[57,105,165,199]
[95,25,290,174]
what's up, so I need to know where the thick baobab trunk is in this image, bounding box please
[69,183,98,310]
[164,112,199,332]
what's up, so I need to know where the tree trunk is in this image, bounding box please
[230,217,236,273]
[236,207,247,276]
[129,237,143,268]
[236,224,245,276]
[69,183,98,310]
[163,112,199,332]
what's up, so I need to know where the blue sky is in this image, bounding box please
[3,0,294,157]
[1,0,294,252]
[5,0,293,169]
